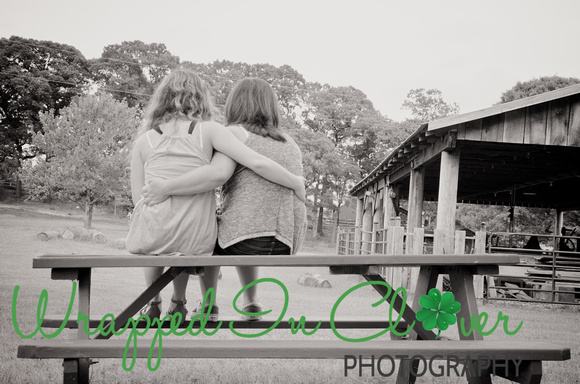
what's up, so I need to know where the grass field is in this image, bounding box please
[1,200,578,383]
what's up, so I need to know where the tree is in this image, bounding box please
[20,93,138,228]
[288,123,359,236]
[0,36,91,191]
[182,60,308,118]
[401,88,460,122]
[89,41,180,108]
[349,112,402,175]
[499,76,580,103]
[300,84,382,236]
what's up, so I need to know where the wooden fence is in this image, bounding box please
[336,225,486,298]
[486,232,580,305]
[337,226,580,305]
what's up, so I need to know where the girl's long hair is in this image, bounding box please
[225,78,286,142]
[138,69,216,136]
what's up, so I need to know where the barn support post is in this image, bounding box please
[354,196,364,255]
[436,149,460,234]
[361,196,373,255]
[474,231,487,299]
[384,184,399,227]
[372,191,384,254]
[555,209,564,235]
[435,149,460,294]
[407,166,425,231]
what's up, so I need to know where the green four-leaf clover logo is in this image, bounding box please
[416,288,461,338]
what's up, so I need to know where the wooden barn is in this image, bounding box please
[337,84,580,303]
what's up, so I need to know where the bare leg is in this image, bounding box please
[167,270,189,312]
[144,266,164,310]
[199,266,220,304]
[236,266,259,305]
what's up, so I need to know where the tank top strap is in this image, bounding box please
[188,120,196,134]
[197,122,204,151]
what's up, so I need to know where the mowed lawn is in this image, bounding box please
[1,201,578,384]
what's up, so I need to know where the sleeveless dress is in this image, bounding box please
[126,122,217,256]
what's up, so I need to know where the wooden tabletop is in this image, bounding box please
[33,253,521,268]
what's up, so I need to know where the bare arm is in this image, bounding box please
[130,135,149,205]
[141,152,236,205]
[142,122,306,205]
[206,122,305,200]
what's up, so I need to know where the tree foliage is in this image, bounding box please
[499,76,580,103]
[89,41,180,108]
[182,60,307,118]
[401,88,460,122]
[5,36,413,237]
[20,93,138,228]
[0,36,91,178]
[300,84,382,235]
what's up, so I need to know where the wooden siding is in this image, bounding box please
[456,95,580,147]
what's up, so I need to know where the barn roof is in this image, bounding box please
[350,84,580,210]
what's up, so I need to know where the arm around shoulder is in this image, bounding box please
[206,123,305,200]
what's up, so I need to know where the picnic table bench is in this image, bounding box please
[16,253,570,384]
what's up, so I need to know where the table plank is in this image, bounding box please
[33,254,521,269]
[18,339,571,361]
[42,316,409,331]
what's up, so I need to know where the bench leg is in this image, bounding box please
[396,266,439,384]
[449,268,493,384]
[95,266,186,339]
[78,268,91,340]
[491,360,542,384]
[63,358,89,384]
[363,274,436,341]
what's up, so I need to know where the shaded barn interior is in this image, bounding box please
[352,84,580,212]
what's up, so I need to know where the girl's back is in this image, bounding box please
[218,130,307,254]
[127,121,217,256]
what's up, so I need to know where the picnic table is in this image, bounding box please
[17,253,570,383]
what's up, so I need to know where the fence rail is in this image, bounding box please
[336,226,580,305]
[336,225,486,298]
[486,232,580,305]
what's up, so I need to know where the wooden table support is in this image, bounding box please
[16,253,571,384]
[96,266,187,339]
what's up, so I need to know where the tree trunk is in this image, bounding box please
[84,201,93,229]
[316,206,324,237]
[311,181,320,237]
[315,176,330,237]
[16,175,22,198]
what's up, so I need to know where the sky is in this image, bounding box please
[2,0,580,122]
